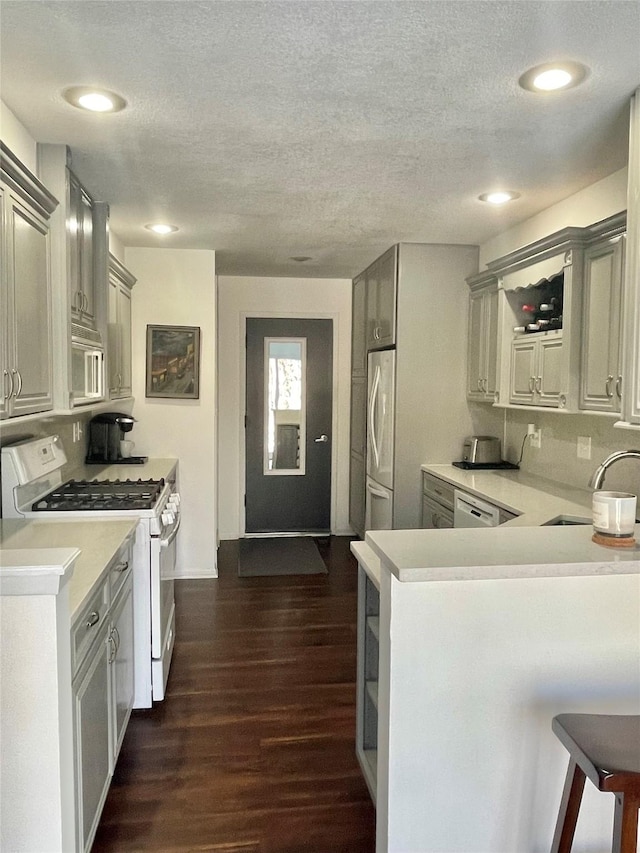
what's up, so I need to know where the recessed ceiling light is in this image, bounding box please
[63,86,127,113]
[478,191,520,205]
[145,223,179,235]
[519,61,589,93]
[290,256,313,262]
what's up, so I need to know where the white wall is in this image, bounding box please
[125,247,217,577]
[217,276,352,540]
[1,101,37,172]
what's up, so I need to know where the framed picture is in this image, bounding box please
[146,325,201,399]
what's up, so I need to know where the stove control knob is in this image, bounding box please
[162,510,174,526]
[169,493,181,506]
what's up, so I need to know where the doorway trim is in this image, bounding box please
[238,310,341,537]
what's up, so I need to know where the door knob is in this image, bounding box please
[314,434,329,443]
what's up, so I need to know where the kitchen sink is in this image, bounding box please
[543,515,591,526]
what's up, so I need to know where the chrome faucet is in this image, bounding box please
[588,449,640,490]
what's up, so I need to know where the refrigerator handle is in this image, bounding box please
[368,364,381,469]
[367,482,390,499]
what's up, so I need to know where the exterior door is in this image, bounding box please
[245,318,333,534]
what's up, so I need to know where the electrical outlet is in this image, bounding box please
[527,423,536,436]
[530,427,542,449]
[577,435,591,459]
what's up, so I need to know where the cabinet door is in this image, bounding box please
[484,288,499,398]
[0,184,11,419]
[352,274,367,376]
[111,580,134,766]
[466,290,485,399]
[79,188,95,324]
[375,246,397,349]
[68,171,82,319]
[8,190,53,416]
[74,626,111,853]
[366,246,397,350]
[349,452,366,538]
[580,238,624,412]
[509,339,536,405]
[537,336,564,406]
[117,282,132,397]
[107,274,121,395]
[421,494,454,529]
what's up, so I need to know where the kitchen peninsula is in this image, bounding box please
[353,521,640,852]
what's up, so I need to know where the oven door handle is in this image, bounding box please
[160,514,181,548]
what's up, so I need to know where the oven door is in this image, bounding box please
[150,515,179,699]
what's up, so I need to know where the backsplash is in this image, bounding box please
[503,410,640,496]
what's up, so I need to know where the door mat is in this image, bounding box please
[238,537,328,577]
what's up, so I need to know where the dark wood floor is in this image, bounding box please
[93,537,376,853]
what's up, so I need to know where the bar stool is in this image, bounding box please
[550,713,640,853]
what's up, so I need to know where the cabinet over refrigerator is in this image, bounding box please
[366,348,395,530]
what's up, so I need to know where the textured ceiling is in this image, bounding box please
[1,1,639,277]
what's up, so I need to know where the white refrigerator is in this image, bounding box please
[365,348,395,530]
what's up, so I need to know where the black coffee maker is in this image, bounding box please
[86,412,147,464]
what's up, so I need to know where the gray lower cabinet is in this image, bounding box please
[421,472,455,528]
[108,254,136,399]
[72,539,134,853]
[580,232,625,413]
[349,452,366,538]
[356,552,380,804]
[0,143,58,419]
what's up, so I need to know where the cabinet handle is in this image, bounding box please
[482,378,488,392]
[535,376,542,393]
[616,376,622,399]
[86,610,100,628]
[112,625,121,654]
[529,376,535,393]
[11,368,22,398]
[477,378,483,391]
[605,375,614,398]
[3,369,13,401]
[108,632,117,664]
[114,560,129,573]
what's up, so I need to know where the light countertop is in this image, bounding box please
[0,519,138,615]
[422,464,594,526]
[365,524,640,583]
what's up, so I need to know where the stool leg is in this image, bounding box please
[612,793,639,853]
[551,759,586,853]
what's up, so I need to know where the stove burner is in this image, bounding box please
[32,477,165,512]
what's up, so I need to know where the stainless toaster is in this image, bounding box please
[462,435,502,464]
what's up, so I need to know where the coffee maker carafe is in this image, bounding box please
[86,412,146,464]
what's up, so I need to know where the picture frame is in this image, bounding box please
[146,325,201,399]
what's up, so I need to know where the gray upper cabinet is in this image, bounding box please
[0,143,58,419]
[351,273,367,375]
[108,254,136,399]
[580,225,626,413]
[366,245,397,350]
[68,169,97,332]
[466,273,499,402]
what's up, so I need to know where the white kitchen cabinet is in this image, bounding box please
[110,575,135,766]
[0,143,58,419]
[349,270,368,537]
[620,88,640,427]
[350,451,366,539]
[580,224,626,413]
[68,169,98,332]
[73,615,111,853]
[71,535,134,853]
[466,273,499,402]
[366,245,397,350]
[510,332,564,407]
[421,472,455,528]
[108,254,136,399]
[352,272,367,376]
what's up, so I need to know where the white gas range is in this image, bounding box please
[1,434,180,708]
